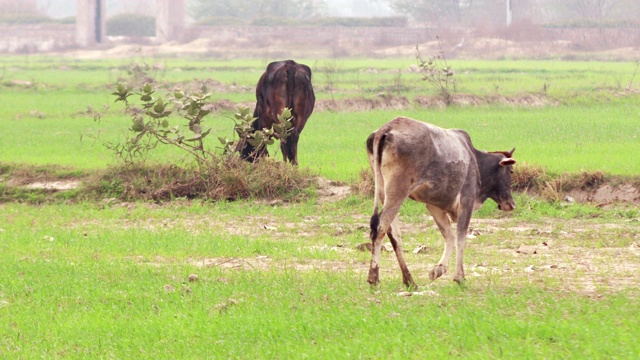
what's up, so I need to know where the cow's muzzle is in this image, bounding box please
[498,200,516,212]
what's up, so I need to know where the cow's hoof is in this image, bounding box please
[403,277,418,290]
[367,267,380,286]
[405,282,418,291]
[429,264,447,280]
[453,273,465,284]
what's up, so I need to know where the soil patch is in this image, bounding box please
[19,180,80,191]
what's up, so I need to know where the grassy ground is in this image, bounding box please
[1,56,639,358]
[1,198,638,358]
[2,56,639,178]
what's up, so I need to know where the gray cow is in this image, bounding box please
[365,116,516,288]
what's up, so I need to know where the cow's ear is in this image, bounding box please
[506,147,515,158]
[500,158,516,167]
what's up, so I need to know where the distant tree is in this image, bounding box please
[384,0,461,24]
[545,0,640,23]
[383,0,507,26]
[189,0,327,21]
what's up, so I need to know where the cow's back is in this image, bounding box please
[374,117,478,208]
[254,60,315,130]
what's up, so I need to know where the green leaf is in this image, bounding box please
[145,111,159,119]
[153,100,165,113]
[200,128,211,139]
[247,138,260,147]
[131,118,145,132]
[280,107,292,120]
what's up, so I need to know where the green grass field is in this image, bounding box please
[2,56,639,178]
[1,56,639,358]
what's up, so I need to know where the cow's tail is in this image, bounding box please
[285,64,297,124]
[369,131,387,241]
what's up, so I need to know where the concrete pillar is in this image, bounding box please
[76,0,106,47]
[156,0,185,42]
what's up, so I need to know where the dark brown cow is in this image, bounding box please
[366,116,516,288]
[239,60,315,165]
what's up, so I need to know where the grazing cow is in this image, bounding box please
[239,60,315,165]
[366,116,516,288]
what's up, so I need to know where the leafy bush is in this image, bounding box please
[108,82,293,165]
[106,13,155,37]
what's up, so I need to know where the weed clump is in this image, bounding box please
[353,168,374,197]
[84,157,312,203]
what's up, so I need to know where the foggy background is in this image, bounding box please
[18,0,396,20]
[1,0,639,58]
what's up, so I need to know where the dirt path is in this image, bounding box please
[125,204,640,296]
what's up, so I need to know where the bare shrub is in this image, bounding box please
[415,39,456,105]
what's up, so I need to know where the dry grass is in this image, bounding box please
[82,156,313,202]
[352,168,374,197]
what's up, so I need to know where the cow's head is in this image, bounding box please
[481,148,516,211]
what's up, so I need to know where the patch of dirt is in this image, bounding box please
[133,241,640,296]
[21,180,80,191]
[315,177,351,203]
[68,201,640,302]
[568,184,640,205]
[7,179,80,191]
[165,93,557,114]
[377,37,640,61]
[59,32,640,62]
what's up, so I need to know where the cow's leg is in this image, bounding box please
[281,130,300,165]
[452,210,473,283]
[368,202,404,286]
[368,172,410,286]
[387,217,417,289]
[289,130,299,165]
[426,204,456,281]
[367,223,385,286]
[280,139,289,163]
